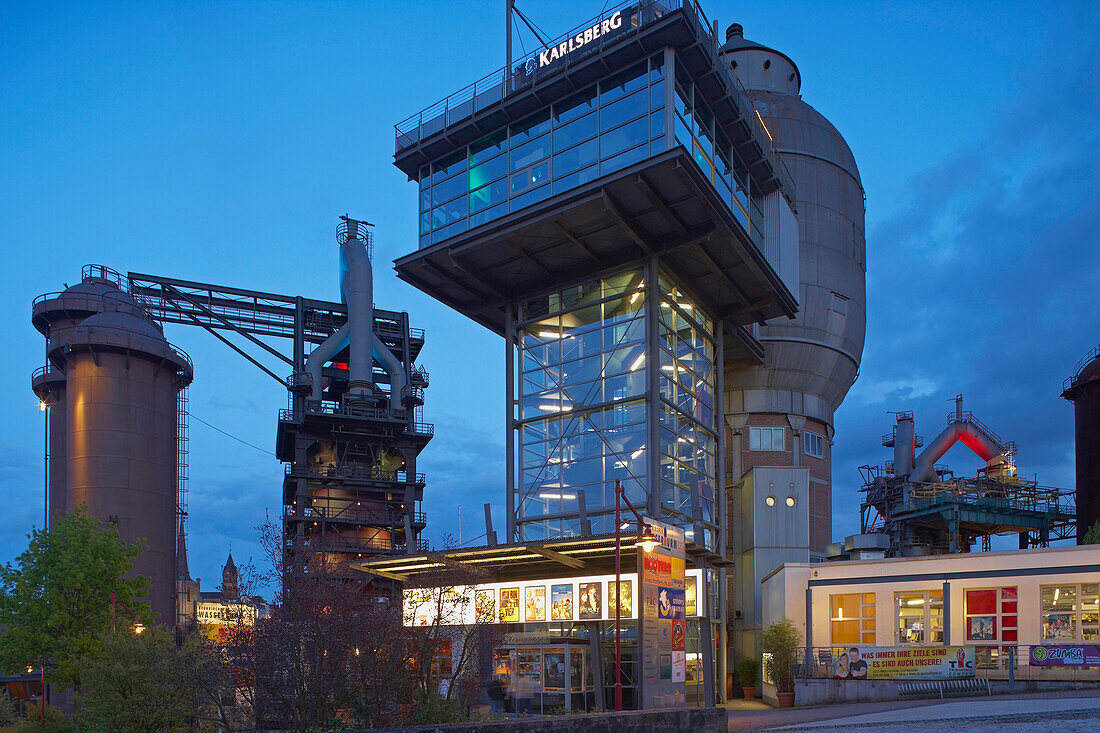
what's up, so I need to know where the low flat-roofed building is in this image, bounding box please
[761,544,1100,678]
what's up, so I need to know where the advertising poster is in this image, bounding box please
[551,584,573,621]
[610,580,632,617]
[638,518,686,708]
[685,575,698,617]
[671,650,686,682]
[1045,613,1076,639]
[543,651,566,689]
[499,587,520,623]
[475,590,495,623]
[1030,645,1100,666]
[525,585,546,621]
[833,646,975,680]
[967,616,996,641]
[579,581,602,619]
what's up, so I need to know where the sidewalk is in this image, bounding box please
[723,688,1100,731]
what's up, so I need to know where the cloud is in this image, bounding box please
[417,412,505,549]
[831,47,1099,540]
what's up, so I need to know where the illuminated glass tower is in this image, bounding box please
[391,0,800,702]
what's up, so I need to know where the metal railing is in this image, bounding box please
[393,0,793,195]
[782,645,1100,682]
[1065,344,1100,391]
[286,504,426,527]
[284,463,426,484]
[395,0,664,151]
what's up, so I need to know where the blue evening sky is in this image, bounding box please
[2,1,1097,587]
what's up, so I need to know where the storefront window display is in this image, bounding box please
[895,590,943,645]
[965,587,1017,669]
[1041,583,1099,641]
[830,593,876,646]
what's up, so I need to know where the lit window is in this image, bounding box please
[965,587,1018,669]
[1041,583,1098,642]
[895,590,943,645]
[803,431,825,459]
[748,426,785,451]
[830,593,875,645]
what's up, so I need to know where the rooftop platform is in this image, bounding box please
[395,148,796,361]
[394,0,793,200]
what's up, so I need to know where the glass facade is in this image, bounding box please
[418,55,667,248]
[672,64,763,244]
[416,47,769,260]
[514,267,719,551]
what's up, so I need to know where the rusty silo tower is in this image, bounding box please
[32,265,193,625]
[1064,346,1100,541]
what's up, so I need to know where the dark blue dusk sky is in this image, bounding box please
[2,1,1097,586]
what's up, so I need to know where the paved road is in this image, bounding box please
[725,689,1100,732]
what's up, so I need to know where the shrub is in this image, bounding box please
[736,657,759,687]
[761,617,801,694]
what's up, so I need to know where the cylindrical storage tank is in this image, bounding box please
[720,25,866,552]
[1063,349,1100,541]
[33,269,192,627]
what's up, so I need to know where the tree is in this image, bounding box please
[1083,520,1100,545]
[251,518,416,732]
[78,629,202,733]
[0,506,150,694]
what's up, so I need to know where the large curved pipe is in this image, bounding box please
[372,333,406,412]
[306,324,350,402]
[341,238,374,399]
[911,421,1005,483]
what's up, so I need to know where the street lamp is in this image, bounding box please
[613,479,656,712]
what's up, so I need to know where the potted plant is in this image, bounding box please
[737,657,759,700]
[761,617,800,708]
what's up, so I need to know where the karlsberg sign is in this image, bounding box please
[527,10,625,74]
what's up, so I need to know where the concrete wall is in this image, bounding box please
[363,707,728,733]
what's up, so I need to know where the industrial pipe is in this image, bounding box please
[341,236,374,399]
[305,323,351,402]
[910,421,1005,484]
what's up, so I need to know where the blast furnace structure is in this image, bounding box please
[33,218,433,628]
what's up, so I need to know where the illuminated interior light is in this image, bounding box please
[631,448,644,459]
[630,353,645,371]
[538,330,563,339]
[630,292,642,304]
[538,492,577,500]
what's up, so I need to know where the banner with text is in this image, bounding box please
[1030,645,1100,666]
[832,646,975,680]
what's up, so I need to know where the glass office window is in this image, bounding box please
[831,593,875,645]
[418,53,667,247]
[1041,583,1098,641]
[895,590,943,645]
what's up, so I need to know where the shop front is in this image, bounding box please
[762,544,1100,678]
[357,532,726,710]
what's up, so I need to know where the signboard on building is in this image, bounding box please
[639,518,687,707]
[1030,645,1100,666]
[832,645,975,680]
[402,567,702,627]
[195,602,256,642]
